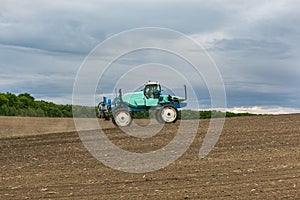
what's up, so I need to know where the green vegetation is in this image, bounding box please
[0,92,95,118]
[0,92,259,118]
[132,109,258,119]
[179,109,258,119]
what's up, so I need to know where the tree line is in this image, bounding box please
[132,109,258,119]
[0,92,95,118]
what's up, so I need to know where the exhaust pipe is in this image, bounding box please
[184,85,187,100]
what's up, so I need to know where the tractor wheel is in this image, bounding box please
[103,112,110,121]
[155,108,164,124]
[157,105,178,123]
[112,108,132,127]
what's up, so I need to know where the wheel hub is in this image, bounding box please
[115,111,131,126]
[161,107,177,123]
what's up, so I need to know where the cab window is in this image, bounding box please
[144,84,161,99]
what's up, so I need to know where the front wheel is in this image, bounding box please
[112,108,132,127]
[156,105,178,123]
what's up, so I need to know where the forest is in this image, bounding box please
[0,92,88,117]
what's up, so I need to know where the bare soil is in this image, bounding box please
[0,114,300,199]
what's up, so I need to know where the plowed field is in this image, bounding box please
[1,115,300,199]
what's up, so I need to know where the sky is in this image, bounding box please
[1,0,300,114]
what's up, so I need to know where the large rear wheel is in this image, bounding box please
[156,105,178,123]
[112,108,132,127]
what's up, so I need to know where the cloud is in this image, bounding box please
[0,0,299,109]
[189,1,300,109]
[0,43,82,103]
[224,106,300,115]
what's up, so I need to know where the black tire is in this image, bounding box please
[156,105,178,123]
[112,108,132,127]
[103,112,110,121]
[112,117,118,127]
[155,108,164,124]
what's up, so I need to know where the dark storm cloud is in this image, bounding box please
[0,0,299,112]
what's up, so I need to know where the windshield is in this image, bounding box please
[144,84,161,99]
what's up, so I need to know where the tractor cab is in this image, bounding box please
[143,81,161,99]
